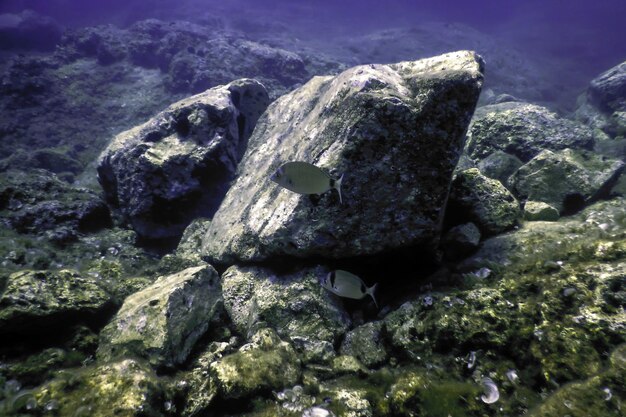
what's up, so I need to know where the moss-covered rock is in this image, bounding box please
[0,269,111,335]
[209,328,301,400]
[98,264,222,368]
[34,358,169,417]
[340,321,388,368]
[529,344,626,417]
[509,149,624,214]
[466,101,595,162]
[202,51,484,265]
[447,168,521,236]
[523,201,560,221]
[221,265,350,344]
[179,341,235,417]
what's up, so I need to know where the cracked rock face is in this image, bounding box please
[97,265,222,368]
[202,51,484,264]
[97,79,269,241]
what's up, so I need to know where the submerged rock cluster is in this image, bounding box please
[0,9,625,417]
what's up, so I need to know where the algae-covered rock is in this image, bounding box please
[0,169,111,240]
[524,201,559,221]
[466,102,595,162]
[202,51,484,264]
[221,265,350,344]
[0,269,111,336]
[34,358,168,417]
[529,344,626,417]
[383,369,481,417]
[340,321,388,368]
[98,264,221,367]
[447,168,521,235]
[97,78,269,241]
[176,218,211,263]
[179,341,234,417]
[210,328,301,400]
[476,150,523,185]
[509,149,624,214]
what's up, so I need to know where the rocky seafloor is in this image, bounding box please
[0,9,625,417]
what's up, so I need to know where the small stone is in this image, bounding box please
[524,201,560,221]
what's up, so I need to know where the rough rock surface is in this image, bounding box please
[447,168,521,236]
[509,149,624,214]
[97,265,221,368]
[524,201,560,221]
[97,79,269,241]
[0,169,111,242]
[202,51,484,264]
[209,328,300,400]
[575,60,626,137]
[339,321,388,368]
[442,222,481,259]
[34,359,167,417]
[466,102,595,163]
[0,269,111,336]
[221,265,350,344]
[476,150,523,186]
[588,61,626,114]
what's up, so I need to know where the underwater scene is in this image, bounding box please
[0,0,625,416]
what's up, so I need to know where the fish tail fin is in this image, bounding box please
[367,283,379,309]
[334,173,344,204]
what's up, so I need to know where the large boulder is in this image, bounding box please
[0,269,112,337]
[221,265,351,344]
[466,102,595,163]
[202,51,484,264]
[509,149,624,214]
[97,79,269,241]
[97,265,222,368]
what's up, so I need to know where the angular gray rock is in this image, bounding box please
[202,51,484,264]
[477,150,523,186]
[575,61,626,137]
[523,201,560,221]
[509,149,624,214]
[221,265,350,344]
[442,222,481,260]
[97,265,222,368]
[588,61,626,114]
[447,168,521,236]
[97,79,269,241]
[0,269,111,335]
[466,102,595,163]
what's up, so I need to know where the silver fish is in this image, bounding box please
[270,161,343,204]
[321,270,378,308]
